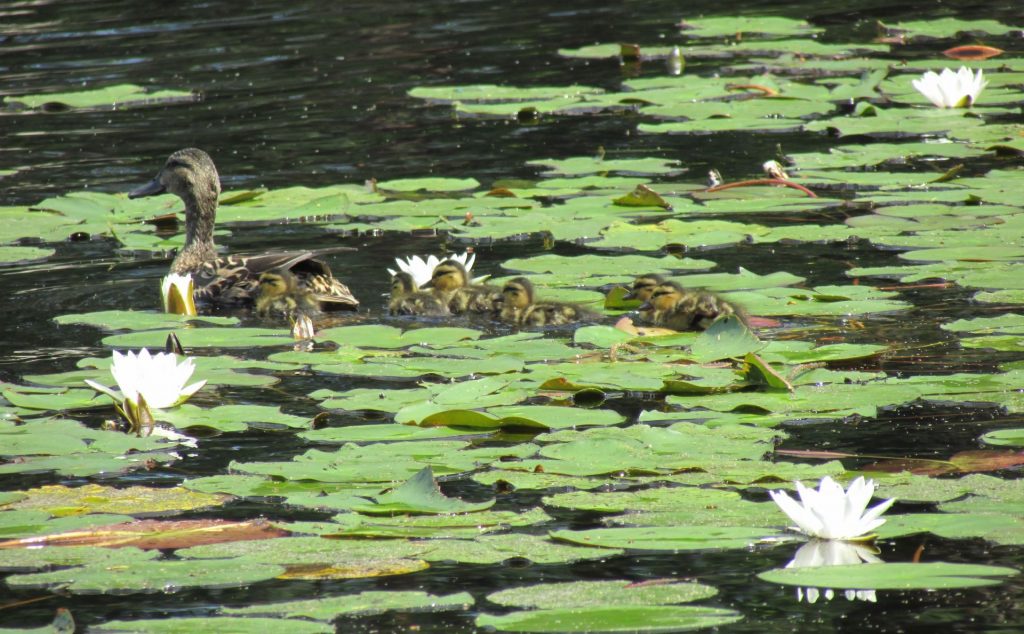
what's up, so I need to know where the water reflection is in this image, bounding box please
[785,539,883,604]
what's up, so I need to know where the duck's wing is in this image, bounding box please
[193,249,359,309]
[244,251,360,310]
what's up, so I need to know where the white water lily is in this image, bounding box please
[86,349,206,410]
[912,66,987,108]
[387,251,481,288]
[787,540,882,604]
[161,272,197,316]
[769,476,895,541]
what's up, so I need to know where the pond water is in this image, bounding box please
[2,0,1024,632]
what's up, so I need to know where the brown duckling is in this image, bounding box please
[389,272,450,316]
[499,277,599,326]
[423,259,501,314]
[639,281,741,331]
[130,148,358,311]
[624,273,665,322]
[254,270,320,319]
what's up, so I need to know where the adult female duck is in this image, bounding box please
[130,148,358,310]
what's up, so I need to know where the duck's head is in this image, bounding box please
[502,277,535,310]
[624,273,665,302]
[130,148,221,203]
[424,260,468,292]
[640,281,685,312]
[390,271,418,296]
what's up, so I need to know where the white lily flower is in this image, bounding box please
[86,349,206,410]
[788,540,882,604]
[387,251,481,288]
[769,476,895,541]
[161,273,197,316]
[912,66,987,108]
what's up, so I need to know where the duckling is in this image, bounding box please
[499,277,599,326]
[639,281,741,331]
[388,272,450,316]
[624,273,665,323]
[254,270,319,319]
[129,148,358,311]
[423,259,501,314]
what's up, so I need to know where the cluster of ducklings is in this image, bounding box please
[256,258,739,331]
[134,149,740,334]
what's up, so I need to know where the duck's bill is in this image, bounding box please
[623,290,638,300]
[637,301,652,311]
[129,178,166,199]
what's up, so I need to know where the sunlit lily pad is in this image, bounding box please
[92,617,331,633]
[759,562,1018,590]
[6,559,286,594]
[349,467,494,515]
[682,15,822,37]
[221,590,474,620]
[476,605,742,633]
[3,83,197,111]
[5,483,230,517]
[0,246,54,264]
[487,579,717,608]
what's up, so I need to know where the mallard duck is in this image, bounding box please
[423,259,501,313]
[254,270,319,318]
[624,273,665,322]
[388,272,450,316]
[129,148,358,311]
[499,277,599,326]
[639,281,741,331]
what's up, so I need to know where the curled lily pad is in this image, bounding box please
[348,467,495,515]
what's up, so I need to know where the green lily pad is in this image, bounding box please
[550,526,780,551]
[6,483,229,517]
[487,579,717,609]
[981,428,1024,447]
[6,559,286,594]
[376,177,480,192]
[91,617,331,634]
[759,562,1018,590]
[476,606,742,633]
[0,246,55,264]
[221,590,474,620]
[348,467,494,515]
[3,84,196,111]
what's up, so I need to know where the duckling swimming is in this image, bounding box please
[130,148,358,311]
[388,272,450,316]
[254,270,320,319]
[624,273,665,322]
[499,277,599,326]
[639,281,741,331]
[423,259,501,314]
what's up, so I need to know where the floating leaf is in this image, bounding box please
[3,84,197,111]
[348,467,495,515]
[759,562,1018,590]
[476,606,742,633]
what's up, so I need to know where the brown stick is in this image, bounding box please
[705,178,817,198]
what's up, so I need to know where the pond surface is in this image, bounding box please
[2,0,1024,632]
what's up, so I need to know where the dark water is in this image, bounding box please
[2,0,1024,631]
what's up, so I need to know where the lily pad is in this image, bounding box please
[476,606,743,633]
[759,562,1018,590]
